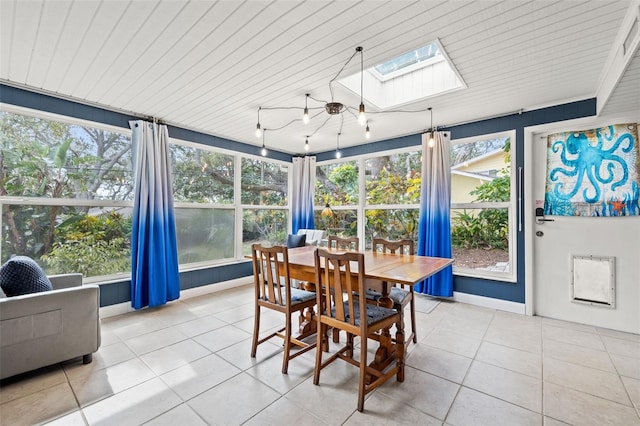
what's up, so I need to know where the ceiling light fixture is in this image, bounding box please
[254,47,368,153]
[358,47,366,126]
[255,107,262,138]
[253,46,437,154]
[335,132,342,159]
[303,94,310,124]
[261,130,268,156]
[428,107,435,148]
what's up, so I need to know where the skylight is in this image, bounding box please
[372,42,443,80]
[337,39,466,110]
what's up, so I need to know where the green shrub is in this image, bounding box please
[43,211,131,276]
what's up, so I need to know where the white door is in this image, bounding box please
[528,121,640,334]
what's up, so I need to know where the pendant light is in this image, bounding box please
[428,107,435,148]
[303,94,310,124]
[261,130,268,156]
[255,107,262,138]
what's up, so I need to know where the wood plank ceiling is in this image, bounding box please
[1,0,638,155]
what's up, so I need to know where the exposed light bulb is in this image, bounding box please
[365,124,370,139]
[335,150,342,159]
[304,137,309,151]
[358,103,366,126]
[255,123,262,138]
[261,146,267,156]
[303,93,310,124]
[428,133,435,148]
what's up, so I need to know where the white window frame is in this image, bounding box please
[450,130,517,282]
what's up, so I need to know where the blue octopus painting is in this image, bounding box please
[545,123,639,217]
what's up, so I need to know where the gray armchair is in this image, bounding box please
[0,273,101,380]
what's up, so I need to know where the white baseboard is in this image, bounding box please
[453,291,526,315]
[99,277,253,318]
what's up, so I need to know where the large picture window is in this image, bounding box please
[1,110,133,278]
[171,143,236,266]
[450,133,514,280]
[241,158,289,254]
[364,150,421,248]
[315,160,359,238]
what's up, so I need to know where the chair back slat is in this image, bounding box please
[252,244,290,306]
[315,248,365,327]
[372,238,414,255]
[327,235,359,250]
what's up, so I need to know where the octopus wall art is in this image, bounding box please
[545,123,639,217]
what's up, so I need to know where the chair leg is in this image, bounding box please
[332,327,340,343]
[313,324,326,385]
[251,304,260,358]
[282,313,292,374]
[410,295,417,343]
[346,333,354,359]
[357,336,367,412]
[395,318,405,382]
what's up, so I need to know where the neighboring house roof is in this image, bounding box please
[451,148,505,170]
[451,169,495,181]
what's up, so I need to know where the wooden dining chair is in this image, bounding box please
[326,235,360,342]
[327,235,359,250]
[313,248,403,412]
[367,238,418,344]
[250,243,317,374]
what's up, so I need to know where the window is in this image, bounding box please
[171,143,236,265]
[241,157,289,254]
[315,160,359,238]
[372,42,443,80]
[364,150,421,248]
[337,39,466,109]
[450,133,514,280]
[0,110,133,278]
[171,144,234,204]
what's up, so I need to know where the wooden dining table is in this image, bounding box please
[284,245,453,381]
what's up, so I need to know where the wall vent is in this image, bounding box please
[571,255,615,308]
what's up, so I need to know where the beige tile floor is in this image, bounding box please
[1,284,639,426]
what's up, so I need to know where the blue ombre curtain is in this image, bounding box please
[415,131,453,296]
[291,156,316,233]
[129,120,180,309]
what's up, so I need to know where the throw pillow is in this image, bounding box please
[0,256,53,297]
[286,233,306,248]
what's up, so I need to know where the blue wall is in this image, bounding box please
[1,83,597,305]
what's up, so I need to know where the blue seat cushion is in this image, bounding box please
[261,287,316,305]
[365,286,410,306]
[333,301,397,326]
[0,256,53,297]
[290,287,316,304]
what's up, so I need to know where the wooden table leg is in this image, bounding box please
[376,281,394,308]
[296,281,317,339]
[297,307,317,338]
